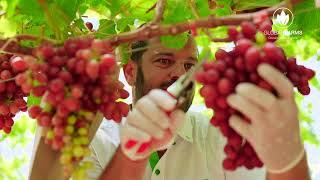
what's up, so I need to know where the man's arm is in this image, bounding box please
[267,153,311,180]
[99,147,148,180]
[29,127,64,180]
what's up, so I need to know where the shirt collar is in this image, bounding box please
[176,111,194,143]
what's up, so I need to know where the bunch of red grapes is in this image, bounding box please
[0,54,28,134]
[196,14,315,171]
[14,37,130,177]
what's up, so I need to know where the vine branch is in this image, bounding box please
[151,0,167,24]
[107,1,286,46]
[13,34,57,44]
[0,34,57,56]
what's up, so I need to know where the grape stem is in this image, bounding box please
[210,37,232,42]
[0,38,18,52]
[14,34,57,44]
[0,50,27,57]
[146,2,157,14]
[0,34,57,56]
[0,77,16,83]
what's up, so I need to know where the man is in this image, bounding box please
[85,35,310,180]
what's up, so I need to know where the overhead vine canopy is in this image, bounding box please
[0,0,319,179]
[0,0,319,58]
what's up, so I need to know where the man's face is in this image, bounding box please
[133,37,198,112]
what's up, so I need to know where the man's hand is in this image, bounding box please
[120,89,186,161]
[227,63,305,173]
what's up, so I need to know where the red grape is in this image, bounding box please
[217,78,233,95]
[10,56,28,71]
[241,21,257,39]
[86,61,99,80]
[85,22,93,31]
[28,105,42,119]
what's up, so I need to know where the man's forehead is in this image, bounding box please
[148,36,197,49]
[152,51,197,61]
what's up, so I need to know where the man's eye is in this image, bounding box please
[157,58,171,65]
[184,63,195,70]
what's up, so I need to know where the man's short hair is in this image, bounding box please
[130,40,148,63]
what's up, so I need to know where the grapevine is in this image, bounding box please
[0,0,317,178]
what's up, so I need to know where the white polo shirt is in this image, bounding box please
[85,111,266,180]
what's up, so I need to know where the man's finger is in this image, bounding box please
[135,95,170,129]
[168,109,186,133]
[121,123,151,142]
[127,109,165,139]
[236,83,277,111]
[257,63,294,99]
[148,89,177,111]
[229,115,252,140]
[227,94,263,123]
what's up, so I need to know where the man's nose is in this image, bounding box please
[169,63,186,79]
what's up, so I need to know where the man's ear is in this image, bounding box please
[123,60,137,86]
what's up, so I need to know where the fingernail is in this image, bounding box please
[137,142,151,153]
[125,140,138,149]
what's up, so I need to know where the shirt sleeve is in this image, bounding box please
[192,112,267,180]
[83,122,119,180]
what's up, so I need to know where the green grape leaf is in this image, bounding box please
[129,0,157,21]
[0,18,17,37]
[163,0,194,24]
[95,19,116,38]
[116,17,135,33]
[55,0,81,21]
[118,43,130,65]
[27,94,41,106]
[301,125,320,146]
[290,0,320,34]
[310,78,320,92]
[78,3,89,15]
[73,18,87,31]
[212,5,233,16]
[195,0,211,17]
[5,0,20,17]
[160,33,189,49]
[105,0,131,18]
[233,0,280,11]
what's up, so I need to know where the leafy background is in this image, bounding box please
[0,0,319,179]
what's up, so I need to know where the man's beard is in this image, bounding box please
[133,65,195,113]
